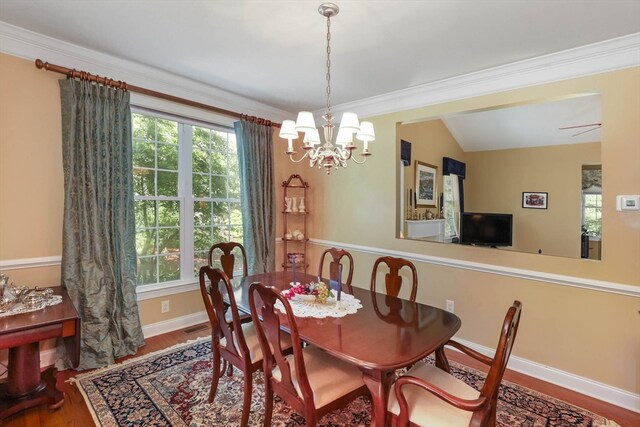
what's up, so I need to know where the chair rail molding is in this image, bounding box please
[309,239,640,298]
[0,256,62,271]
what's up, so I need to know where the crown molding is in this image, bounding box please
[2,21,639,128]
[326,33,640,119]
[0,21,291,123]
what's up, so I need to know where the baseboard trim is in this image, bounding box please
[309,239,640,297]
[141,310,208,339]
[453,337,640,413]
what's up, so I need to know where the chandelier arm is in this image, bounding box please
[350,155,369,164]
[288,152,310,163]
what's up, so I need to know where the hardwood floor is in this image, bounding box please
[3,324,638,426]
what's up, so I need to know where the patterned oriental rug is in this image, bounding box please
[72,337,619,427]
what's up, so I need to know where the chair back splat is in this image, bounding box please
[318,247,354,294]
[370,256,418,302]
[208,241,248,278]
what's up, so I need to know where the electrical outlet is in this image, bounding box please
[161,300,170,313]
[446,299,454,313]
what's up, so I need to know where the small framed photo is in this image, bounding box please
[522,192,548,209]
[415,161,437,208]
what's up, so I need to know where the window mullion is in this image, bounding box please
[180,123,194,280]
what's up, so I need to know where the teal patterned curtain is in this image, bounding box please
[234,120,276,274]
[59,79,144,369]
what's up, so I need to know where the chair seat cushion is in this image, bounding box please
[388,362,479,427]
[273,345,364,409]
[239,323,292,364]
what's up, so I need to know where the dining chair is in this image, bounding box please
[388,300,523,427]
[198,266,290,427]
[248,282,369,427]
[317,247,354,294]
[370,256,418,302]
[208,241,252,331]
[208,241,248,278]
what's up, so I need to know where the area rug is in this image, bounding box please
[72,337,619,426]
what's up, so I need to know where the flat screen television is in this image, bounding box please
[460,212,513,247]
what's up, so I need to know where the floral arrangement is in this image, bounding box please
[284,281,334,304]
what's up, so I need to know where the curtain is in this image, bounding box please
[59,79,144,369]
[234,120,276,274]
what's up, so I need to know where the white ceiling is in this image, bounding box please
[0,0,639,115]
[441,94,602,152]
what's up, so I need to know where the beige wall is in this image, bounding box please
[1,52,639,395]
[465,142,601,257]
[298,67,640,394]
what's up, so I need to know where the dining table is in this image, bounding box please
[228,270,461,427]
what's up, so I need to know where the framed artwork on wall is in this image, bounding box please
[522,192,548,209]
[415,161,437,207]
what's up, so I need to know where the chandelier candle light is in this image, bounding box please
[279,3,375,175]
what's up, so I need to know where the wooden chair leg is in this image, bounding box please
[240,371,253,427]
[305,408,317,427]
[263,381,274,427]
[435,346,451,373]
[209,348,222,403]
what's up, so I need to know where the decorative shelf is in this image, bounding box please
[282,174,309,273]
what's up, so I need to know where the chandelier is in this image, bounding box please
[279,2,375,175]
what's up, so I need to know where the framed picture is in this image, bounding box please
[522,192,548,209]
[415,161,437,207]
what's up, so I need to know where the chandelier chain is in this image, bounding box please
[326,15,332,115]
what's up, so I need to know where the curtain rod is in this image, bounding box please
[34,59,280,128]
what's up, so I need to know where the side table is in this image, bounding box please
[0,287,80,422]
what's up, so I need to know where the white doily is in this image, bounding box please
[0,295,63,318]
[275,293,362,318]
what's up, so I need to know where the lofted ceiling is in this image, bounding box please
[0,0,639,117]
[441,94,602,152]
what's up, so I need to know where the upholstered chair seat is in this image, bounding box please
[272,345,365,409]
[387,362,477,426]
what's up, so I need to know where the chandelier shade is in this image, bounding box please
[281,2,374,174]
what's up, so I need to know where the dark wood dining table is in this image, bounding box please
[228,270,461,427]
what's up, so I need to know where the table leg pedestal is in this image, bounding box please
[0,343,65,421]
[361,369,395,427]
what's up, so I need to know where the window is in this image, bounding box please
[132,112,242,287]
[582,193,602,237]
[442,174,461,239]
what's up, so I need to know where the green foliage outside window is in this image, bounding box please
[132,113,242,286]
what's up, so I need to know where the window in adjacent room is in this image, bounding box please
[132,111,242,287]
[582,193,602,237]
[581,165,602,237]
[442,174,461,239]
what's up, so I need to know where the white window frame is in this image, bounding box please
[582,192,602,238]
[132,107,239,300]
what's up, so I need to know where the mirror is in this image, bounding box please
[396,93,602,260]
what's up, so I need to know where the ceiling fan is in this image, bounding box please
[558,122,602,137]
